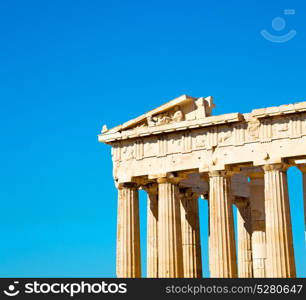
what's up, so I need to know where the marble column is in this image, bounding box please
[209,170,237,278]
[297,165,306,240]
[236,198,253,278]
[263,164,296,278]
[249,173,266,277]
[157,177,183,278]
[207,197,212,276]
[146,183,158,278]
[180,188,202,278]
[116,183,141,278]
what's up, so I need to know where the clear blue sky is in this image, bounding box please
[0,0,305,277]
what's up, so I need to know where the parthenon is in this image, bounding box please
[98,95,306,278]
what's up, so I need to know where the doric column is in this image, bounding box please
[263,164,296,278]
[145,183,158,278]
[180,188,202,278]
[157,177,183,278]
[297,165,306,239]
[116,183,141,278]
[236,198,253,278]
[249,172,266,278]
[208,197,212,276]
[209,170,237,278]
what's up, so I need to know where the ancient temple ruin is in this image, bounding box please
[98,94,306,278]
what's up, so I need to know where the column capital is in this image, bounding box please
[117,182,139,190]
[262,163,289,172]
[157,176,181,184]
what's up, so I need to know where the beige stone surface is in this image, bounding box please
[209,171,237,278]
[264,164,296,278]
[99,97,306,184]
[180,189,202,278]
[117,184,141,277]
[157,178,183,277]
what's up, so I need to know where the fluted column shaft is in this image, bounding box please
[297,166,306,239]
[236,199,253,278]
[180,189,202,278]
[303,172,306,236]
[158,178,183,278]
[264,164,296,278]
[249,174,266,278]
[116,183,141,278]
[209,171,237,278]
[208,198,212,276]
[146,184,158,278]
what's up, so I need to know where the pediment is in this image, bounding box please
[103,94,215,134]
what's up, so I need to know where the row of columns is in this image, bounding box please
[116,164,306,277]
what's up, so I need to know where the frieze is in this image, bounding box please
[110,111,306,167]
